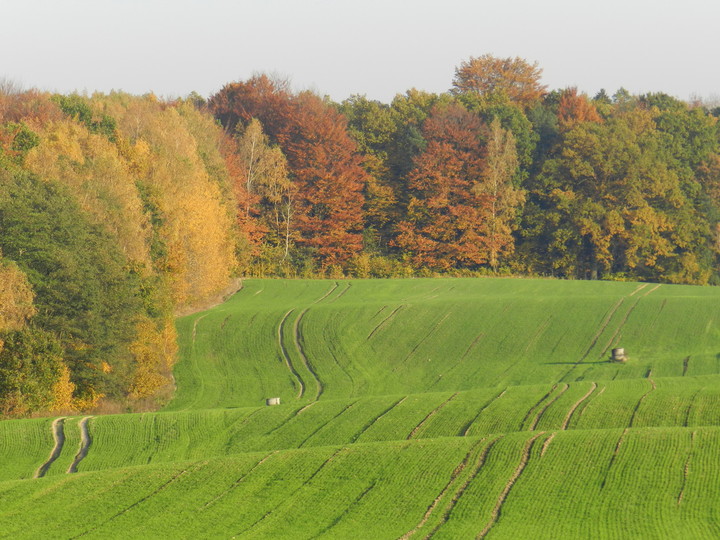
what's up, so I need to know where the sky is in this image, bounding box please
[2,0,720,104]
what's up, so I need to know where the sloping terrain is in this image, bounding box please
[2,277,720,538]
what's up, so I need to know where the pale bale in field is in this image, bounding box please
[266,397,281,406]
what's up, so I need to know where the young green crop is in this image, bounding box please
[4,277,720,537]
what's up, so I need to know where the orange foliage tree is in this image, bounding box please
[557,87,603,130]
[452,54,547,108]
[211,78,367,269]
[393,104,490,270]
[277,92,366,268]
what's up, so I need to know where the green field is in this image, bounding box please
[3,277,720,538]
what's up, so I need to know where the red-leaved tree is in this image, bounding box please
[278,92,366,267]
[393,104,490,270]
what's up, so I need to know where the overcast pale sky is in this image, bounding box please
[2,0,719,103]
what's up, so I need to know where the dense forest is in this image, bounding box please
[1,55,719,415]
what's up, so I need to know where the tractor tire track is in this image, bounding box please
[460,389,507,437]
[581,297,626,360]
[202,450,278,510]
[185,313,211,409]
[559,297,625,382]
[600,428,630,490]
[528,384,568,431]
[400,437,494,539]
[312,480,377,538]
[561,383,598,429]
[477,432,547,539]
[425,437,505,539]
[429,332,486,390]
[394,312,451,371]
[313,281,339,304]
[519,385,559,431]
[367,305,406,341]
[683,390,701,427]
[327,282,351,303]
[67,416,93,473]
[294,308,323,400]
[349,396,407,443]
[235,447,348,537]
[677,431,696,506]
[628,377,656,428]
[572,386,605,427]
[599,284,661,359]
[34,417,66,479]
[598,297,642,359]
[262,402,318,438]
[370,305,388,320]
[192,314,209,344]
[628,283,648,297]
[523,316,552,354]
[540,432,556,457]
[72,462,205,538]
[407,393,459,440]
[278,309,305,399]
[298,401,358,448]
[327,349,356,393]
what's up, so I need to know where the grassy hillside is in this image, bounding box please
[2,277,720,538]
[169,278,720,409]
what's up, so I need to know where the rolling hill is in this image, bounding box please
[2,277,720,538]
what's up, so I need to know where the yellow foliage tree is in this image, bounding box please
[24,119,152,267]
[0,258,36,333]
[100,94,237,307]
[129,316,178,400]
[50,364,77,413]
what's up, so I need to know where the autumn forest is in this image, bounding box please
[1,55,719,415]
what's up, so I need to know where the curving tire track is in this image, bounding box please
[519,385,558,431]
[235,447,348,537]
[460,389,507,437]
[407,393,458,440]
[202,450,278,510]
[278,309,305,399]
[34,417,66,479]
[421,437,505,539]
[561,383,598,430]
[71,463,205,538]
[600,427,630,490]
[367,305,406,341]
[294,309,323,400]
[400,436,494,539]
[327,282,352,303]
[297,401,358,448]
[313,479,376,537]
[394,313,451,372]
[628,377,656,428]
[349,396,407,443]
[67,416,93,473]
[677,430,697,506]
[559,292,629,382]
[477,432,547,539]
[540,432,556,457]
[528,384,568,431]
[312,281,339,304]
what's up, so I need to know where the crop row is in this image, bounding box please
[167,278,720,410]
[2,374,718,479]
[1,427,719,538]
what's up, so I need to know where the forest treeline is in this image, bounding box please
[1,55,719,415]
